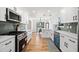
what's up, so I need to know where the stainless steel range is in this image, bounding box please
[9,31,27,52]
[17,31,27,52]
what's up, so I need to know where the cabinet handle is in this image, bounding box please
[5,41,12,45]
[69,39,75,43]
[73,16,77,21]
[64,42,68,48]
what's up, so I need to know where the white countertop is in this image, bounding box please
[55,30,78,39]
[0,35,15,43]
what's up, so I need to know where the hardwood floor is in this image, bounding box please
[23,32,48,52]
[23,32,60,52]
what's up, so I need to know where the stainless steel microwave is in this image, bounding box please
[6,8,21,22]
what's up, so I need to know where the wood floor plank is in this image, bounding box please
[23,33,48,52]
[22,32,60,52]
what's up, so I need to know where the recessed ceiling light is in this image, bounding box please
[61,8,66,14]
[32,10,36,13]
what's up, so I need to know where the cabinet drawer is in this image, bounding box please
[0,38,15,52]
[67,37,78,52]
[0,45,15,52]
[60,34,70,52]
[60,33,78,52]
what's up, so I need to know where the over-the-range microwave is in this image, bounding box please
[6,8,21,22]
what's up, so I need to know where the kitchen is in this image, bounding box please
[0,7,78,52]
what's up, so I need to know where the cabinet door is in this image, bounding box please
[63,36,70,52]
[8,37,15,52]
[67,7,78,23]
[0,37,15,52]
[17,9,27,24]
[14,8,24,24]
[0,7,6,21]
[60,33,78,52]
[60,34,66,51]
[60,34,69,52]
[66,36,78,52]
[21,13,27,24]
[61,7,78,23]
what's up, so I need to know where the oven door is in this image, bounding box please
[19,38,26,52]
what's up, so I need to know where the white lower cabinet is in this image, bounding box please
[66,36,78,52]
[60,34,67,52]
[0,36,15,52]
[60,33,78,52]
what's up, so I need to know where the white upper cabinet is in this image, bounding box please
[21,13,27,24]
[16,8,27,24]
[0,7,6,21]
[60,7,78,23]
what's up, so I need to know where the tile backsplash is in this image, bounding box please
[0,21,16,34]
[59,22,78,34]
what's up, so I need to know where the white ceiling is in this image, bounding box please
[18,7,63,18]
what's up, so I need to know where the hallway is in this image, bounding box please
[23,33,60,52]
